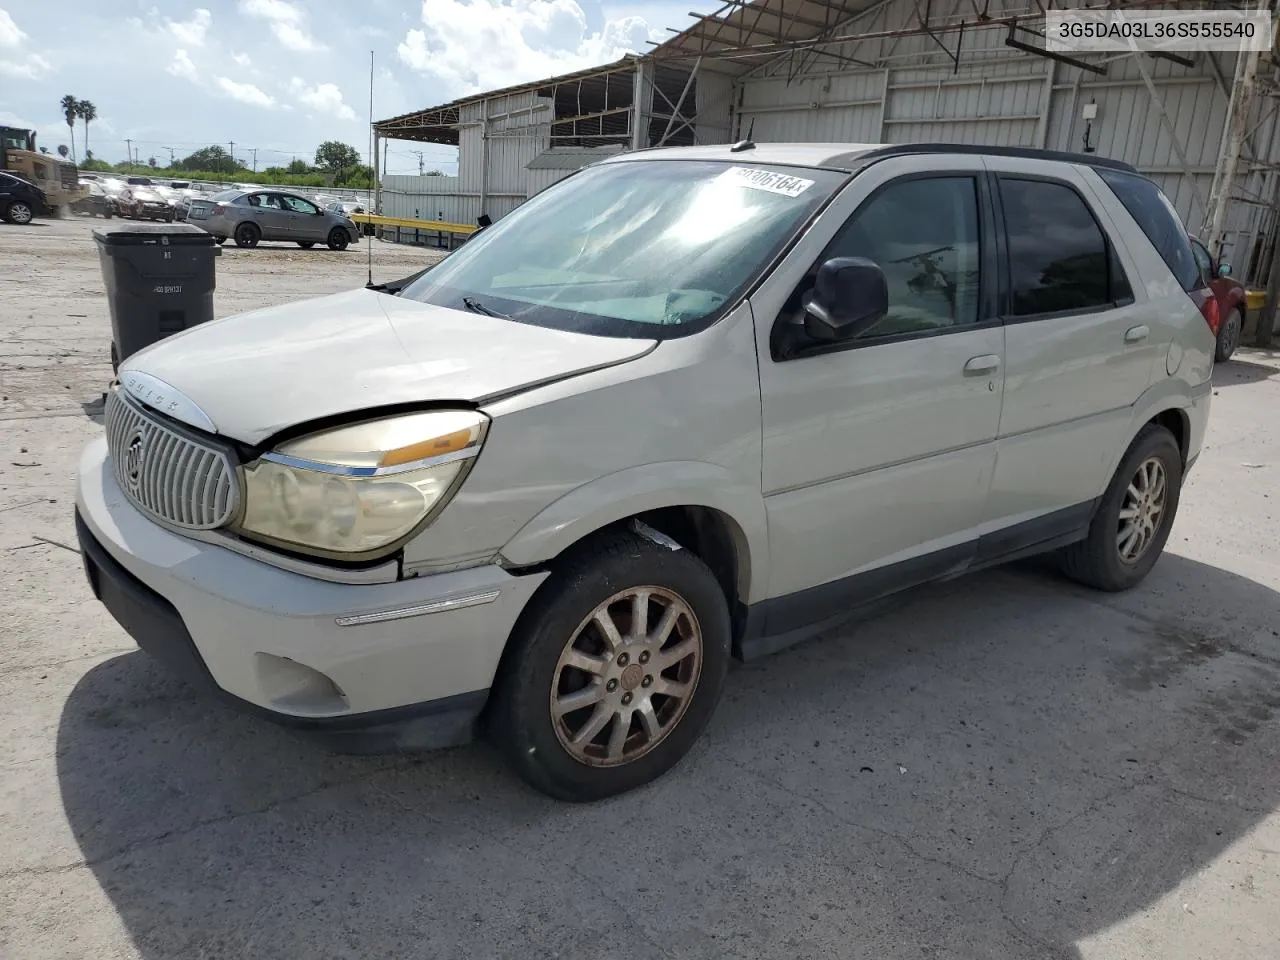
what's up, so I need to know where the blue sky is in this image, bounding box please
[0,0,720,175]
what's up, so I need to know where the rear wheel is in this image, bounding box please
[1058,424,1182,591]
[4,201,34,225]
[1215,307,1242,362]
[490,531,730,802]
[212,236,226,245]
[326,227,349,251]
[234,222,260,248]
[297,241,316,249]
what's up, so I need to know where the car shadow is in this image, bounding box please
[1213,356,1277,387]
[56,552,1280,958]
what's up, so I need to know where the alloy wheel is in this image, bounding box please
[1117,456,1167,564]
[551,586,702,767]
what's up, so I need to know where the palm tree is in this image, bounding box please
[77,100,96,159]
[59,94,78,163]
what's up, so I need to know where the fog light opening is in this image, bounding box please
[254,653,350,715]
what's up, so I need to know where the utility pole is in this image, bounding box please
[413,150,424,176]
[250,147,258,173]
[228,140,235,167]
[124,139,133,171]
[164,146,175,166]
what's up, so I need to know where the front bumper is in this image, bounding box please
[75,436,548,752]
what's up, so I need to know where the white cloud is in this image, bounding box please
[396,0,651,98]
[288,78,356,121]
[0,7,52,78]
[167,49,198,81]
[239,0,325,52]
[231,50,252,67]
[0,8,26,47]
[167,8,211,46]
[215,76,275,107]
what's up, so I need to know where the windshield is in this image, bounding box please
[399,160,845,338]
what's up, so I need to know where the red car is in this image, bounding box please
[1190,235,1246,361]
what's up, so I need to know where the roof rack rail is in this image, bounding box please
[848,143,1138,174]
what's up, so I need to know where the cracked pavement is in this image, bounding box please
[2,217,1280,959]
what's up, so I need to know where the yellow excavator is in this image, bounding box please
[1,126,89,212]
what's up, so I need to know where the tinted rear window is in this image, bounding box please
[1097,169,1199,291]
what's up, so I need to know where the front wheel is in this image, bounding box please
[1058,424,1182,591]
[4,201,34,225]
[1216,308,1242,363]
[212,236,226,245]
[490,531,731,802]
[326,227,349,251]
[234,222,260,248]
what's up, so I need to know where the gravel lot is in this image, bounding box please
[2,215,1279,960]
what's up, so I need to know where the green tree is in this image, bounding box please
[148,156,157,168]
[286,158,309,174]
[56,144,68,158]
[59,94,78,163]
[178,145,238,174]
[77,100,96,159]
[314,140,361,177]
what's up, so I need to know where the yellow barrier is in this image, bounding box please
[1246,289,1266,312]
[350,213,476,235]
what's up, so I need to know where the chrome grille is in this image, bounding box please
[104,388,238,530]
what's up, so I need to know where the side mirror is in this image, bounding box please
[803,257,889,341]
[1217,262,1233,278]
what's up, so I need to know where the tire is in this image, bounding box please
[234,222,260,248]
[213,236,226,245]
[297,241,316,249]
[1215,308,1241,363]
[490,530,731,802]
[110,343,119,375]
[326,227,350,251]
[104,209,113,219]
[5,201,34,225]
[1059,424,1182,592]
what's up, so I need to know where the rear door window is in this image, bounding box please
[1097,169,1200,291]
[998,177,1119,317]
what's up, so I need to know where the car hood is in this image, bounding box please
[118,288,657,445]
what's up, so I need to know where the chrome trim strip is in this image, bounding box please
[261,445,479,478]
[334,589,501,627]
[118,370,218,433]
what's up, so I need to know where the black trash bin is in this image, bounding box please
[93,222,220,372]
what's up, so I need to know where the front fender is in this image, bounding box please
[498,461,768,603]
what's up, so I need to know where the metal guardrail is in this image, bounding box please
[350,213,476,235]
[349,213,477,251]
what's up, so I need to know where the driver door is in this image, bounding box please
[752,154,1005,621]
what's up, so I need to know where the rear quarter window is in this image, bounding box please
[1097,169,1200,291]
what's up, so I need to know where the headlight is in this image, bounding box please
[235,409,488,559]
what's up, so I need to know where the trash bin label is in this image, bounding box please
[152,284,184,295]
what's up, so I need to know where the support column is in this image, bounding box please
[372,131,381,215]
[479,101,490,222]
[630,60,652,150]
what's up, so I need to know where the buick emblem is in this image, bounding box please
[124,431,146,488]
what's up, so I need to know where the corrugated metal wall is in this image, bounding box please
[725,0,1280,283]
[379,0,1280,278]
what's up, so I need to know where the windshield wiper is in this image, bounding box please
[461,296,511,320]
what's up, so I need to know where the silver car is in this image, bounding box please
[76,143,1214,801]
[185,188,360,250]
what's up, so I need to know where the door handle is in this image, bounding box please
[1124,324,1150,343]
[963,354,1001,375]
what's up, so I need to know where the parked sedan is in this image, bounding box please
[72,180,117,218]
[1189,235,1247,362]
[185,188,360,250]
[119,186,176,222]
[0,170,48,224]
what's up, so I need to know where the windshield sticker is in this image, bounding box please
[720,166,815,198]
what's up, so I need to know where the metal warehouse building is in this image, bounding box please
[374,0,1280,285]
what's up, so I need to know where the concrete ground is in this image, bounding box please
[2,216,1279,960]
